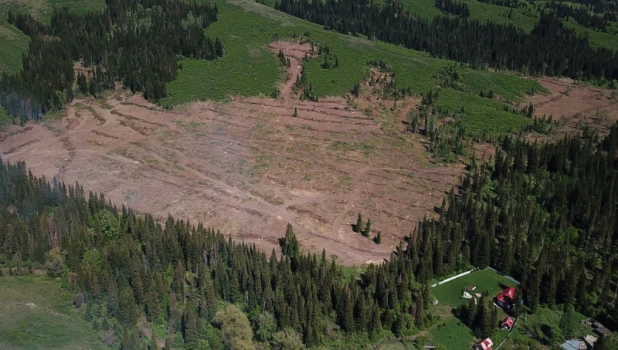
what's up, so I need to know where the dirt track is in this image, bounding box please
[0,41,462,265]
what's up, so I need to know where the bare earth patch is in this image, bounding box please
[522,77,618,136]
[0,41,463,265]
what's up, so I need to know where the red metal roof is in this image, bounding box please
[475,338,494,350]
[501,317,515,329]
[496,287,516,302]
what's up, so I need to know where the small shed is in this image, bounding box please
[462,291,473,299]
[465,285,477,291]
[500,317,515,331]
[594,326,611,337]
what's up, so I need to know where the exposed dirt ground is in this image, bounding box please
[0,41,463,265]
[522,77,618,137]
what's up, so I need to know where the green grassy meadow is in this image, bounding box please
[432,269,517,308]
[507,307,590,347]
[429,317,475,349]
[163,0,543,134]
[0,275,107,350]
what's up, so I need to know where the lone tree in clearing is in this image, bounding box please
[293,107,298,117]
[373,232,382,244]
[355,213,363,233]
[362,219,372,237]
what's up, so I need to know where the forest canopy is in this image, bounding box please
[275,0,618,83]
[1,0,223,122]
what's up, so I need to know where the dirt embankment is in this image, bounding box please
[0,41,462,265]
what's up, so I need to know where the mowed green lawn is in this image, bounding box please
[0,275,106,350]
[432,269,517,308]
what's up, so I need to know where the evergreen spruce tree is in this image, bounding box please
[282,223,299,257]
[362,219,372,237]
[373,231,382,244]
[119,288,138,327]
[183,307,199,349]
[355,213,363,233]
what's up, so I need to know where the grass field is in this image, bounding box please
[437,90,532,133]
[508,307,590,346]
[432,269,517,308]
[0,275,106,350]
[429,317,475,349]
[164,0,541,134]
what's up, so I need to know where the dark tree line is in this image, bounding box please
[435,0,470,18]
[2,0,223,122]
[556,0,618,15]
[274,0,618,82]
[476,0,527,9]
[544,1,615,31]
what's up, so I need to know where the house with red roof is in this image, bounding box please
[495,287,516,312]
[500,317,515,331]
[472,338,494,350]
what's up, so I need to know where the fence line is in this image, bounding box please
[487,267,521,285]
[430,268,475,288]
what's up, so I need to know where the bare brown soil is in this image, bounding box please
[522,77,618,137]
[0,41,462,265]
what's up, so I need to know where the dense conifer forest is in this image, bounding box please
[1,0,223,122]
[0,158,433,348]
[274,0,618,82]
[2,122,618,347]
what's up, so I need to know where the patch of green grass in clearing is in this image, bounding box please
[437,89,532,133]
[466,1,539,32]
[459,69,547,103]
[509,307,590,346]
[398,0,442,20]
[432,269,517,308]
[0,105,11,125]
[0,275,107,350]
[428,317,475,349]
[563,20,618,52]
[399,0,538,32]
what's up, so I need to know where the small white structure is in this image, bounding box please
[462,291,473,299]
